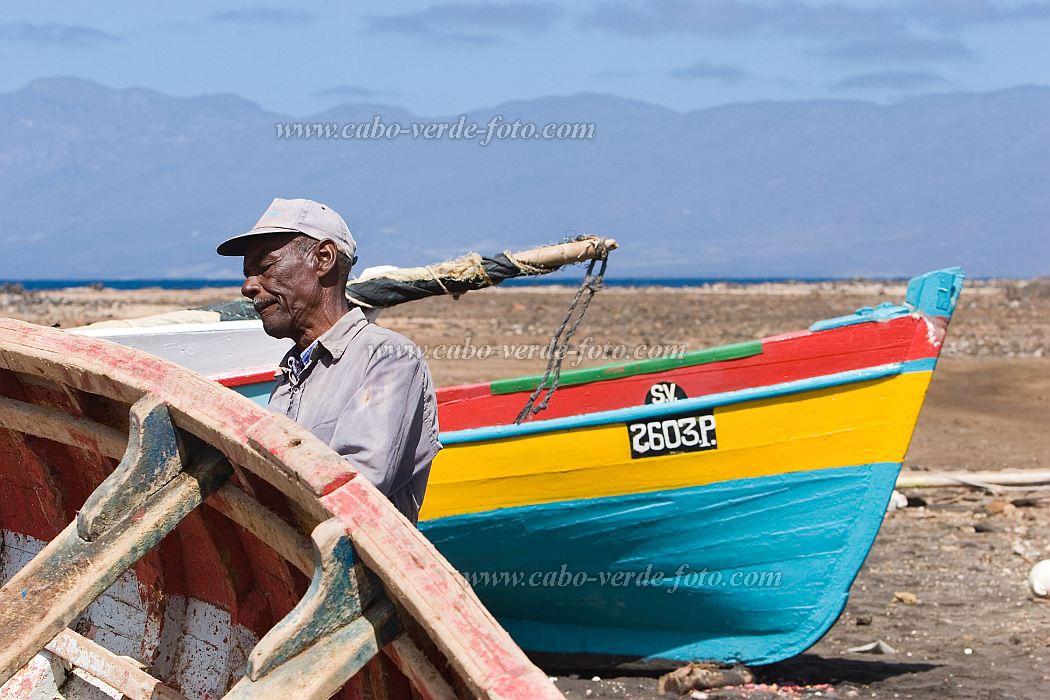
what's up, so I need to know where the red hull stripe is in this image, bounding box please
[437,316,938,432]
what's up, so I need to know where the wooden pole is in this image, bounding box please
[897,469,1050,489]
[509,236,618,270]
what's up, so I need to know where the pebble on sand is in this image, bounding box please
[847,640,897,655]
[1029,559,1050,597]
[893,591,919,605]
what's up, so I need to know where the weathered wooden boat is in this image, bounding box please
[75,265,965,668]
[0,318,563,698]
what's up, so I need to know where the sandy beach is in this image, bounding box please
[2,279,1048,699]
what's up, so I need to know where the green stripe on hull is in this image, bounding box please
[489,340,763,395]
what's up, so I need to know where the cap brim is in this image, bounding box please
[215,227,302,256]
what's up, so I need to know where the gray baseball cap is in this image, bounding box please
[216,197,357,261]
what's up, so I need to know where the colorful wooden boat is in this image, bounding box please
[76,267,965,668]
[0,318,562,699]
[420,268,963,667]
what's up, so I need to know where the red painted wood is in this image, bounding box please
[215,368,278,388]
[0,430,67,541]
[0,370,76,540]
[0,318,557,698]
[437,316,940,431]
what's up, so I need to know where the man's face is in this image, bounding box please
[241,234,320,340]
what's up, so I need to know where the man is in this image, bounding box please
[217,197,440,523]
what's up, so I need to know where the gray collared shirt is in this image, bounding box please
[267,307,441,523]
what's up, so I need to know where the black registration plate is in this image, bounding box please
[626,410,717,459]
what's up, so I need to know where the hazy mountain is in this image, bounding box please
[1,77,1046,279]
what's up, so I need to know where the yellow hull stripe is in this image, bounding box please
[419,371,932,521]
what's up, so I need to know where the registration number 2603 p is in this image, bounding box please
[626,411,718,459]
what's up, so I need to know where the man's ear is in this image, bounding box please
[315,240,339,278]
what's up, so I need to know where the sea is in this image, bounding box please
[4,277,858,291]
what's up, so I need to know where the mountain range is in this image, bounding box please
[1,78,1046,279]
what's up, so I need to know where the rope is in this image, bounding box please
[514,239,609,424]
[502,250,547,276]
[424,253,490,300]
[423,265,453,296]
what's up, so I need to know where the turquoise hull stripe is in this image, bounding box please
[439,359,936,446]
[420,462,901,665]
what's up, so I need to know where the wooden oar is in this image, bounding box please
[897,469,1050,490]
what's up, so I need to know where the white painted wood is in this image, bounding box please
[897,469,1050,489]
[65,668,122,699]
[71,321,286,379]
[2,531,259,700]
[46,629,185,700]
[0,651,67,700]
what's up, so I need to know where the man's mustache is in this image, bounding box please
[253,297,278,313]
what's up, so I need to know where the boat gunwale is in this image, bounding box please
[439,358,936,445]
[71,319,266,337]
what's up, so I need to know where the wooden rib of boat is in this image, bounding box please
[0,318,563,699]
[74,267,965,668]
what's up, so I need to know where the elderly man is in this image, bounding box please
[217,198,440,523]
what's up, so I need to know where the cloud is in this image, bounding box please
[366,2,562,43]
[776,3,901,38]
[313,85,401,99]
[582,0,1050,38]
[908,0,1050,27]
[209,7,317,24]
[670,60,747,82]
[583,0,767,36]
[833,70,948,91]
[0,22,122,47]
[818,36,975,62]
[582,0,902,38]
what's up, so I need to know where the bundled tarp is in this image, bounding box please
[198,235,616,321]
[345,252,524,308]
[347,236,614,308]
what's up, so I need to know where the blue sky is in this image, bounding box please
[2,1,1048,116]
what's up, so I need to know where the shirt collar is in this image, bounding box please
[299,341,317,364]
[314,306,370,361]
[282,342,314,381]
[277,307,370,382]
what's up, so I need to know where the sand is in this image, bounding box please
[2,279,1048,699]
